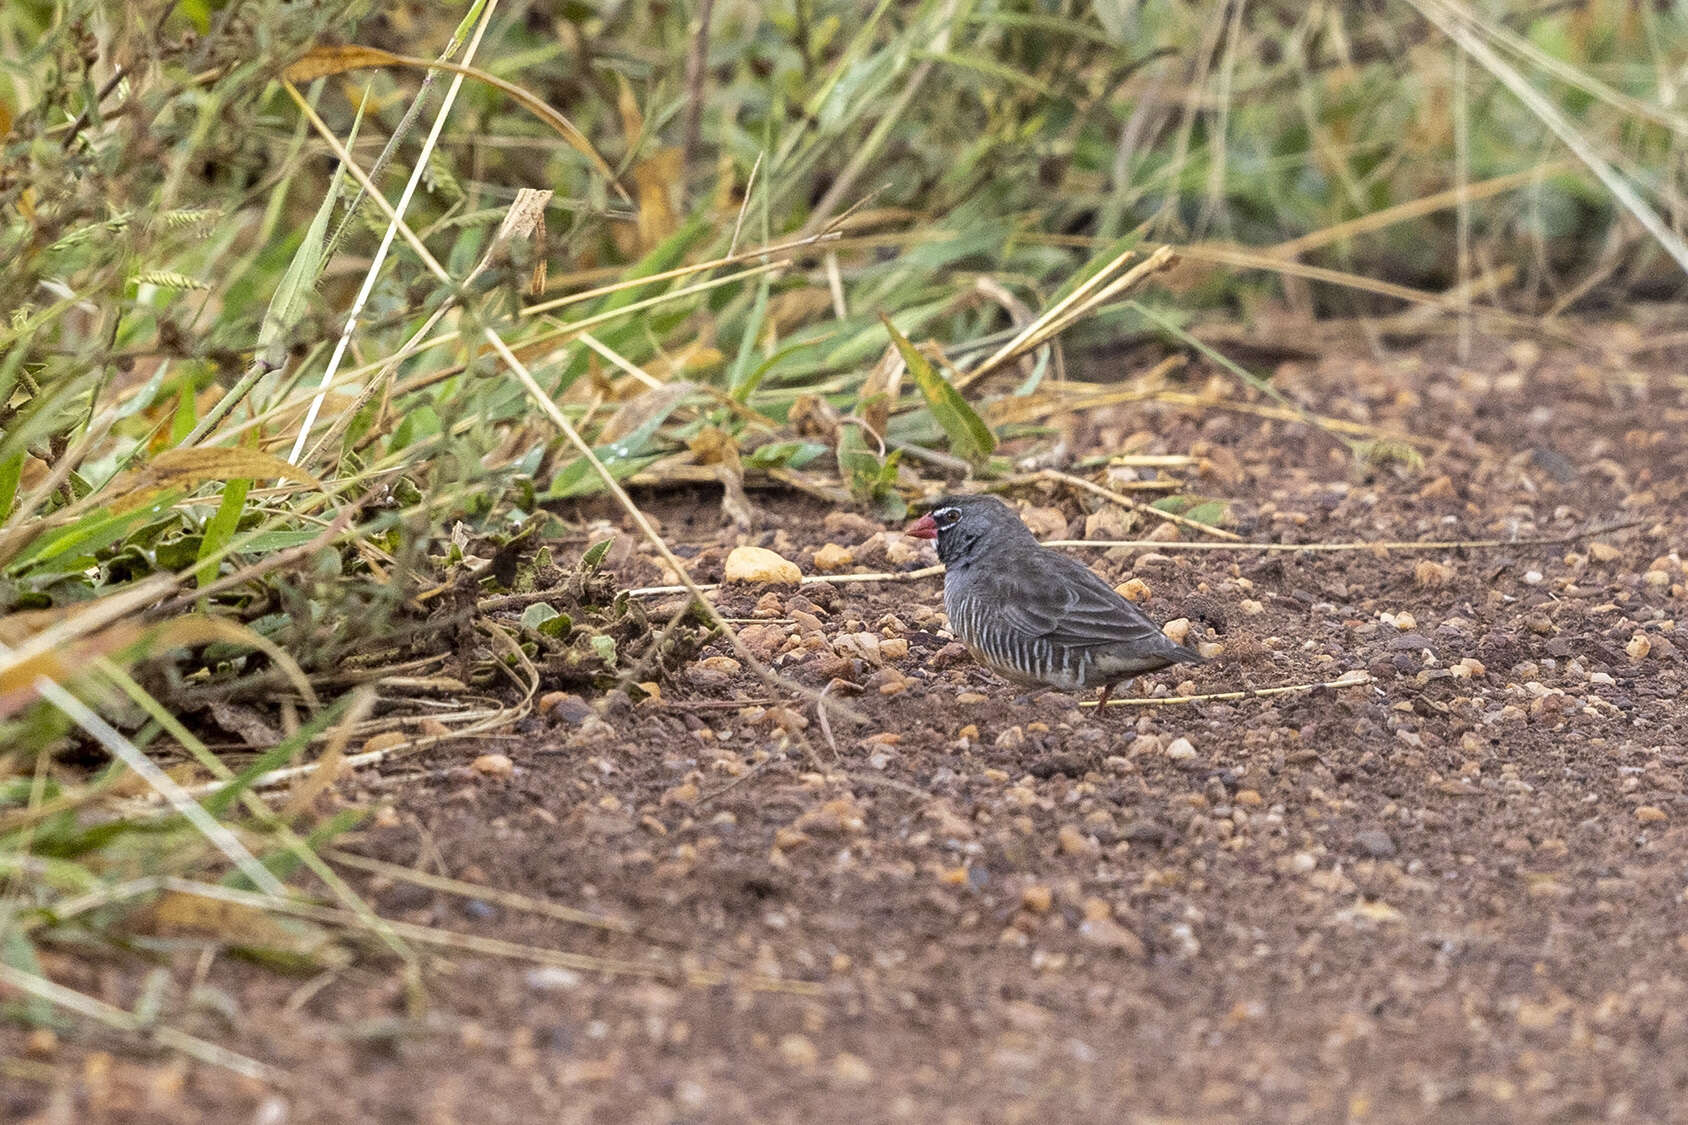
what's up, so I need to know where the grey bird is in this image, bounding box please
[906,494,1202,707]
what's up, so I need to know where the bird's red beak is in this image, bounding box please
[905,513,938,540]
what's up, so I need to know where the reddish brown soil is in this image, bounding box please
[7,330,1688,1123]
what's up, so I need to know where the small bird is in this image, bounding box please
[906,494,1201,708]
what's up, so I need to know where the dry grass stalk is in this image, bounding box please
[1088,670,1373,707]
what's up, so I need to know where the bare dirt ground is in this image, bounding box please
[7,327,1688,1123]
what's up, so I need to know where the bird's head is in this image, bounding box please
[905,494,1035,566]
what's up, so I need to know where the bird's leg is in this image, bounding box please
[1094,683,1113,711]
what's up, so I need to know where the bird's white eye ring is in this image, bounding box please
[935,507,960,525]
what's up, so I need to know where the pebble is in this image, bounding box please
[822,510,879,540]
[794,797,866,834]
[525,967,584,992]
[929,642,969,668]
[1165,737,1197,760]
[1085,505,1134,540]
[885,538,931,567]
[762,706,810,733]
[1115,578,1152,602]
[576,715,616,742]
[1636,806,1667,824]
[1078,915,1145,956]
[361,731,408,754]
[724,545,802,585]
[1627,633,1652,662]
[1161,618,1192,645]
[811,543,854,571]
[833,632,884,665]
[778,1033,819,1068]
[735,623,785,661]
[1354,829,1397,858]
[1021,885,1054,914]
[1121,820,1168,845]
[1414,560,1453,587]
[1058,824,1100,857]
[472,753,514,777]
[956,691,989,705]
[661,782,699,806]
[1019,505,1070,538]
[1126,734,1161,756]
[1590,541,1622,562]
[832,1053,874,1086]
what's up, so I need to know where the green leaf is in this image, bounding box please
[170,379,197,445]
[727,275,772,401]
[744,440,827,469]
[543,452,659,499]
[879,314,995,466]
[391,404,441,449]
[9,496,177,576]
[0,452,22,522]
[520,602,559,629]
[581,538,613,569]
[589,633,616,665]
[196,477,250,587]
[256,90,367,369]
[836,424,883,503]
[1,929,60,1028]
[1184,500,1228,528]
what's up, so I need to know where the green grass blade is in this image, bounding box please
[879,314,995,467]
[195,477,251,588]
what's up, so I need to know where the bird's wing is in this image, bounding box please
[978,547,1174,652]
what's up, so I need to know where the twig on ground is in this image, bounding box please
[1050,519,1648,553]
[1086,670,1373,707]
[326,850,641,936]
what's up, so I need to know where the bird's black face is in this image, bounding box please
[905,495,1030,566]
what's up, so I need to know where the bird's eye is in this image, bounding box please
[936,507,960,526]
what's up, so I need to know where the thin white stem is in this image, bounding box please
[287,0,501,464]
[30,675,284,895]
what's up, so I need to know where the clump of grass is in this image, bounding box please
[1,0,1682,1076]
